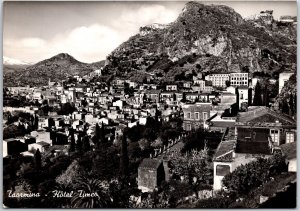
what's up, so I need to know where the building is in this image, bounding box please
[206,114,236,133]
[237,86,249,109]
[279,72,294,94]
[94,68,102,76]
[182,103,212,131]
[28,141,51,153]
[166,85,177,91]
[31,129,52,145]
[138,158,165,192]
[230,73,248,87]
[3,138,28,157]
[144,90,161,103]
[236,106,296,146]
[205,74,230,87]
[183,82,192,88]
[160,92,175,103]
[213,127,273,191]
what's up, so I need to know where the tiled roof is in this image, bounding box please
[215,152,234,162]
[213,140,236,161]
[210,121,236,128]
[139,158,162,170]
[36,141,51,146]
[236,106,296,126]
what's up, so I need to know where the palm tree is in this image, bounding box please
[71,177,112,208]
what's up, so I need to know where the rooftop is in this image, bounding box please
[139,158,162,170]
[3,138,17,142]
[210,121,236,128]
[236,106,296,126]
[213,140,236,162]
[36,141,51,146]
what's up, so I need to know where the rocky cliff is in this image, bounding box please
[104,2,296,82]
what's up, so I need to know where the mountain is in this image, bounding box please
[4,53,105,87]
[3,56,31,66]
[104,2,296,82]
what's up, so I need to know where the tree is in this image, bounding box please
[93,123,101,146]
[225,80,230,87]
[120,133,129,178]
[69,130,75,153]
[56,160,82,187]
[281,101,289,115]
[71,178,112,208]
[128,142,142,159]
[76,136,82,152]
[262,83,269,107]
[34,149,42,170]
[253,81,262,106]
[289,94,294,115]
[82,136,91,152]
[100,122,106,143]
[222,154,287,195]
[34,114,39,130]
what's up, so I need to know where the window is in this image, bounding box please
[186,124,191,131]
[216,165,230,176]
[286,132,294,143]
[270,129,279,144]
[195,112,199,120]
[186,112,191,119]
[203,112,208,121]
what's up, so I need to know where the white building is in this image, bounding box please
[279,72,294,94]
[237,86,249,109]
[205,74,230,87]
[230,73,248,87]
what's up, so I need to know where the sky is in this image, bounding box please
[3,1,297,64]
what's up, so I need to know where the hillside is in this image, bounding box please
[4,53,105,87]
[104,2,296,82]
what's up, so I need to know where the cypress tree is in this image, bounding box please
[34,114,39,130]
[92,123,101,146]
[34,149,41,170]
[69,130,75,152]
[120,133,129,178]
[263,87,269,107]
[82,135,91,152]
[282,101,290,115]
[76,135,82,152]
[289,94,294,115]
[100,122,105,143]
[253,81,262,106]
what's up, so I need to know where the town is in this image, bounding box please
[3,67,296,208]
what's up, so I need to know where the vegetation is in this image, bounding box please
[222,153,287,195]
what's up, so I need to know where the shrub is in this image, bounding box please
[222,153,287,195]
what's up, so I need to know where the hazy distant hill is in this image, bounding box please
[4,53,105,87]
[104,2,296,82]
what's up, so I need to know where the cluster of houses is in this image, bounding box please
[3,70,296,194]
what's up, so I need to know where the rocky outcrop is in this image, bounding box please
[104,2,296,82]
